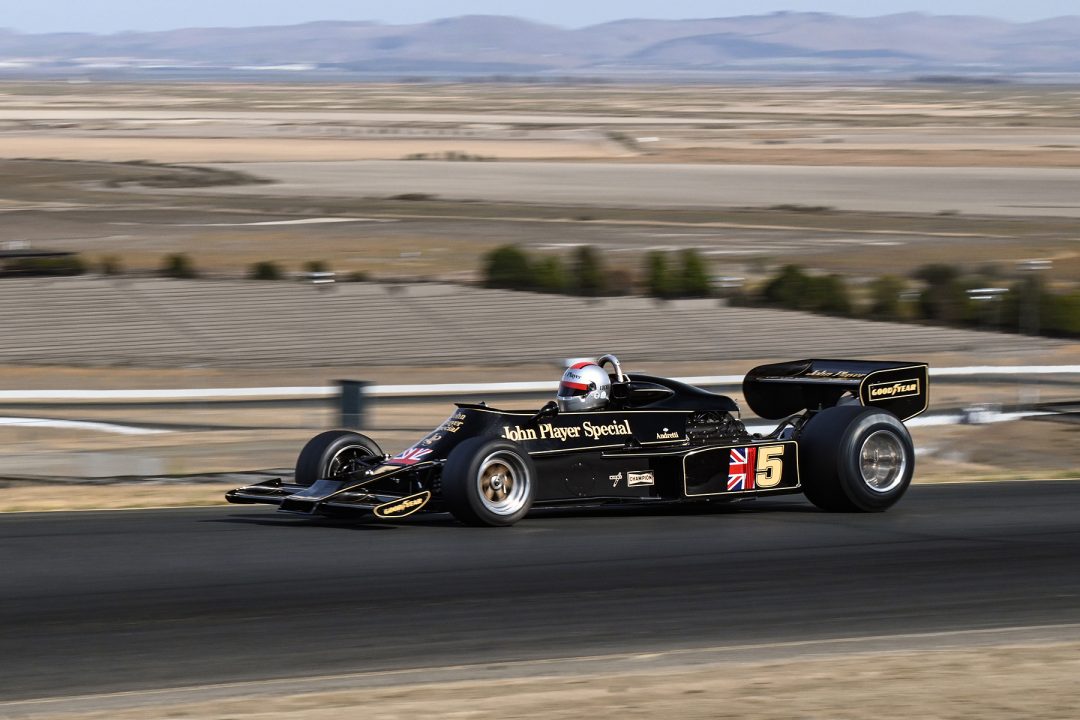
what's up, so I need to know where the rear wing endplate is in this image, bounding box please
[743,359,929,422]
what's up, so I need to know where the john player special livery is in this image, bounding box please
[227,354,928,526]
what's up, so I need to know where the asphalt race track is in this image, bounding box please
[2,480,1079,702]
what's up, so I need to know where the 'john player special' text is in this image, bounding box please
[502,419,632,443]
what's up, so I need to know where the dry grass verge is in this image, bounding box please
[10,641,1080,720]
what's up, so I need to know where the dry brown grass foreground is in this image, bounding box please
[7,640,1080,720]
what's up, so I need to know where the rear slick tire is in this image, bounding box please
[798,405,914,512]
[441,437,536,526]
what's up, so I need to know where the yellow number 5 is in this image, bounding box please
[756,445,784,489]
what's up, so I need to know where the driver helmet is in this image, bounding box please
[557,361,611,412]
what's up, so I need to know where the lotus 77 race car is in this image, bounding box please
[227,354,928,526]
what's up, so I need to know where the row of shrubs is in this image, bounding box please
[164,255,362,280]
[482,246,1077,338]
[403,151,494,162]
[483,245,712,298]
[186,257,371,282]
[0,255,90,276]
[1,254,369,282]
[743,263,1078,338]
[11,247,1075,338]
[244,260,367,282]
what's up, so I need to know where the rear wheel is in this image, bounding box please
[441,438,536,526]
[294,430,383,486]
[798,405,914,512]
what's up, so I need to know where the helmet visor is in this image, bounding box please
[558,379,593,399]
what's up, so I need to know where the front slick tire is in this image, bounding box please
[442,437,536,526]
[294,430,383,486]
[799,405,914,512]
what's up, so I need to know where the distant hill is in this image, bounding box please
[2,12,1079,78]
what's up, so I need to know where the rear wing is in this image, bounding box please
[743,359,929,422]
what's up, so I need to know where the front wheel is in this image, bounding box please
[798,405,914,512]
[441,438,536,526]
[294,430,383,486]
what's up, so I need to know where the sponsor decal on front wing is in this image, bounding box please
[374,491,432,519]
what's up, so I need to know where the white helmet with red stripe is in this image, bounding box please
[556,361,611,412]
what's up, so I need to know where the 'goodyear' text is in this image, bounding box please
[869,379,920,399]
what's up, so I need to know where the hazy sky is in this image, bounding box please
[5,1,1078,34]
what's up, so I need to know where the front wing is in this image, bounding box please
[226,477,434,519]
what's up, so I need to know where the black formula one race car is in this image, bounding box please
[227,354,928,526]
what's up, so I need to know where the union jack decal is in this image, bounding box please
[389,447,434,466]
[727,446,758,491]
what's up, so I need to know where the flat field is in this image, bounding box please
[1,81,1078,282]
[4,81,1080,164]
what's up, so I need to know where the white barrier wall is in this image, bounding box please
[0,366,1077,402]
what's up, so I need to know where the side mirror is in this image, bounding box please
[528,400,559,425]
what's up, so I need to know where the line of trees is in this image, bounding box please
[757,265,852,316]
[483,244,713,298]
[482,247,1078,339]
[1,253,371,282]
[0,255,86,276]
[745,263,1078,338]
[483,245,614,296]
[644,250,712,298]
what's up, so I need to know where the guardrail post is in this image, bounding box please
[338,380,371,428]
